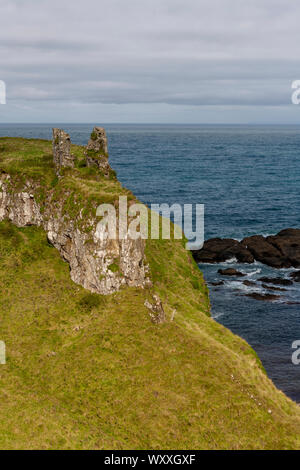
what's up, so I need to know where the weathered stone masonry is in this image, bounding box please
[85,126,110,175]
[52,128,74,174]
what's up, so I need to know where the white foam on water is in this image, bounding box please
[215,258,239,267]
[225,280,267,294]
[261,232,275,238]
[233,233,275,242]
[223,257,238,264]
[247,268,262,277]
[198,262,218,266]
[252,260,264,266]
[212,312,224,319]
[277,266,299,274]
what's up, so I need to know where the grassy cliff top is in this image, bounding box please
[0,137,300,449]
[0,137,134,209]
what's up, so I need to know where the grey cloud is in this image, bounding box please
[0,38,95,52]
[1,0,300,121]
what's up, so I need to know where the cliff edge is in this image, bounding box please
[0,133,299,450]
[0,128,150,296]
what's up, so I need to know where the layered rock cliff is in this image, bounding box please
[0,128,151,295]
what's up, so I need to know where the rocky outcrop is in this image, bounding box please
[85,127,110,174]
[244,293,280,302]
[144,295,165,324]
[0,129,152,296]
[241,235,290,268]
[266,229,300,267]
[257,277,293,286]
[193,228,300,268]
[192,238,254,264]
[0,180,42,226]
[261,284,287,292]
[52,128,74,174]
[0,172,151,295]
[218,268,245,276]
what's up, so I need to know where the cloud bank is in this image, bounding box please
[0,0,300,122]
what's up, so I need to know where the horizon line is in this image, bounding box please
[0,122,300,126]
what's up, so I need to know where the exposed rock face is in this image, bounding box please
[86,127,110,174]
[144,295,165,324]
[193,228,300,269]
[0,179,42,227]
[0,169,151,297]
[266,229,300,267]
[222,242,255,263]
[52,128,74,174]
[241,235,289,268]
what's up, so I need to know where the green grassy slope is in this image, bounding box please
[0,137,299,449]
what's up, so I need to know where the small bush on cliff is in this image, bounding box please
[108,261,120,273]
[79,293,102,310]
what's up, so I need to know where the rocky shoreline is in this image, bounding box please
[207,267,300,302]
[193,229,300,302]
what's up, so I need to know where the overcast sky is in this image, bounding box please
[1,0,300,123]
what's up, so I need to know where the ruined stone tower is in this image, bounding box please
[85,127,110,174]
[52,128,74,174]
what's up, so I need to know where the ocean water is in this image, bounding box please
[1,123,300,401]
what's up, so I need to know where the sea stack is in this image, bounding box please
[52,128,74,174]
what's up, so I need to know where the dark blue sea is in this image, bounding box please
[1,123,300,402]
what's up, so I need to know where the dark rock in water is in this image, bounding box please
[192,238,254,264]
[285,301,300,305]
[261,283,287,292]
[258,277,293,286]
[222,243,254,264]
[241,235,290,268]
[210,281,224,286]
[243,280,256,286]
[289,270,300,282]
[218,268,245,276]
[192,238,233,263]
[245,293,280,302]
[267,229,300,268]
[192,227,300,269]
